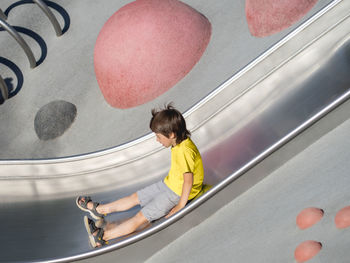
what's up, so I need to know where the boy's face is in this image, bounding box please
[155,133,176,148]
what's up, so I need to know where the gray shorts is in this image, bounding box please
[137,181,180,222]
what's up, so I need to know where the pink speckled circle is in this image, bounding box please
[294,240,322,263]
[296,207,324,230]
[94,0,211,108]
[245,0,318,37]
[335,206,350,229]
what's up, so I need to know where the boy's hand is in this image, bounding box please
[165,172,193,219]
[165,204,184,218]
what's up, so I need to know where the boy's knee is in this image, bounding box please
[135,211,149,224]
[130,192,140,204]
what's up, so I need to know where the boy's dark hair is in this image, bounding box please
[150,103,190,144]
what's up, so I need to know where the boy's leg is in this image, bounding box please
[92,183,179,245]
[82,192,140,215]
[78,181,163,216]
[101,211,149,241]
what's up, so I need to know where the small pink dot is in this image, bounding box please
[294,240,322,263]
[335,206,350,229]
[296,207,324,230]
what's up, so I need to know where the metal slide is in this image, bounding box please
[1,1,349,262]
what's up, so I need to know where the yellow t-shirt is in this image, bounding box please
[164,138,204,200]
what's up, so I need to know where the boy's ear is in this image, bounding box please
[169,132,176,139]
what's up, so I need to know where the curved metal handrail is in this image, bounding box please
[33,0,62,36]
[0,18,36,68]
[0,74,9,100]
[0,8,7,20]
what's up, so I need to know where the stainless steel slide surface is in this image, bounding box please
[1,1,350,262]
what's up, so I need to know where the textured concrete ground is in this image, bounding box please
[0,0,332,159]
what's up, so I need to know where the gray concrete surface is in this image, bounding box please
[146,104,350,263]
[0,0,332,159]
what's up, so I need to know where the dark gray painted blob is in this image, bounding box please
[34,100,77,140]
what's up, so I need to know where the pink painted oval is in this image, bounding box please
[294,240,322,263]
[245,0,318,37]
[94,0,211,108]
[335,206,350,229]
[296,207,324,230]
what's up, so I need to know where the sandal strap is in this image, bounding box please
[78,196,105,218]
[97,219,107,229]
[95,228,108,246]
[91,202,105,218]
[78,196,92,209]
[87,218,98,233]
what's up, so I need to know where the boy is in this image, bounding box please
[76,104,204,247]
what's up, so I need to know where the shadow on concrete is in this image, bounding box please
[4,0,70,34]
[0,57,24,98]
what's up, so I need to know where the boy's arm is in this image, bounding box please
[166,172,193,218]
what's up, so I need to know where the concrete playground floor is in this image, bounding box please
[0,0,333,159]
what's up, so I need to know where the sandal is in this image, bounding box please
[84,216,106,235]
[76,196,106,220]
[89,227,109,248]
